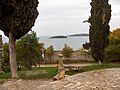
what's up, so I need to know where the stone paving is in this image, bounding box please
[0,68,120,90]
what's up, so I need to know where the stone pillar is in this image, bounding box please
[53,54,65,81]
[0,35,4,74]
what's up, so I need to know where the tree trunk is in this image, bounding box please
[28,59,32,70]
[38,61,40,68]
[0,35,4,74]
[9,31,19,78]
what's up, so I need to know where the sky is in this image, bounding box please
[0,0,120,36]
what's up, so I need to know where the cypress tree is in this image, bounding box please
[0,0,39,78]
[89,0,111,64]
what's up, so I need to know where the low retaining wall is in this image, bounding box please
[44,50,94,63]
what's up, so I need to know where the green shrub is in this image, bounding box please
[105,44,120,63]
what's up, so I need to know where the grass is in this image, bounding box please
[18,67,57,80]
[0,67,57,80]
[82,64,120,72]
[66,64,120,75]
[0,64,120,80]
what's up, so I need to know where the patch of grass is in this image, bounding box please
[81,64,120,72]
[0,64,120,80]
[66,64,120,75]
[0,72,11,79]
[0,67,57,80]
[19,67,57,80]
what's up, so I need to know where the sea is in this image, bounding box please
[39,36,89,51]
[2,35,89,51]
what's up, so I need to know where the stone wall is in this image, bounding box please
[44,50,94,63]
[0,35,3,74]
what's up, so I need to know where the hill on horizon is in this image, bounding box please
[68,33,89,37]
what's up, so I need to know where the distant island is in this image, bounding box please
[68,33,89,37]
[50,36,67,39]
[49,33,89,39]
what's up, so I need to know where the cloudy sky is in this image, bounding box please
[0,0,120,36]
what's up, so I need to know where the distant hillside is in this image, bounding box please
[50,36,67,39]
[68,33,89,37]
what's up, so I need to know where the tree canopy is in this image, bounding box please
[45,46,54,63]
[89,0,111,63]
[62,44,73,60]
[105,28,120,62]
[109,28,120,45]
[0,0,39,39]
[16,31,42,70]
[0,0,39,78]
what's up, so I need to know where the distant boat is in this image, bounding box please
[50,36,67,39]
[68,33,89,37]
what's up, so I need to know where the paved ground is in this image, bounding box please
[0,68,120,90]
[38,63,95,67]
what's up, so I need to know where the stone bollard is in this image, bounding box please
[53,54,65,81]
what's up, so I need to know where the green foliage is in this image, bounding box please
[82,42,90,50]
[105,44,120,54]
[105,44,120,62]
[2,43,10,72]
[16,31,43,70]
[0,67,57,80]
[0,64,120,79]
[37,43,45,66]
[0,0,39,78]
[109,36,120,45]
[104,29,120,63]
[89,0,111,63]
[2,32,44,71]
[62,44,73,60]
[0,0,39,39]
[45,46,54,62]
[109,28,120,45]
[82,64,120,72]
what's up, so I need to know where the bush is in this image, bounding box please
[62,44,73,60]
[104,44,120,63]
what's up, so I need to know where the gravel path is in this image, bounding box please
[0,68,120,90]
[39,63,95,67]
